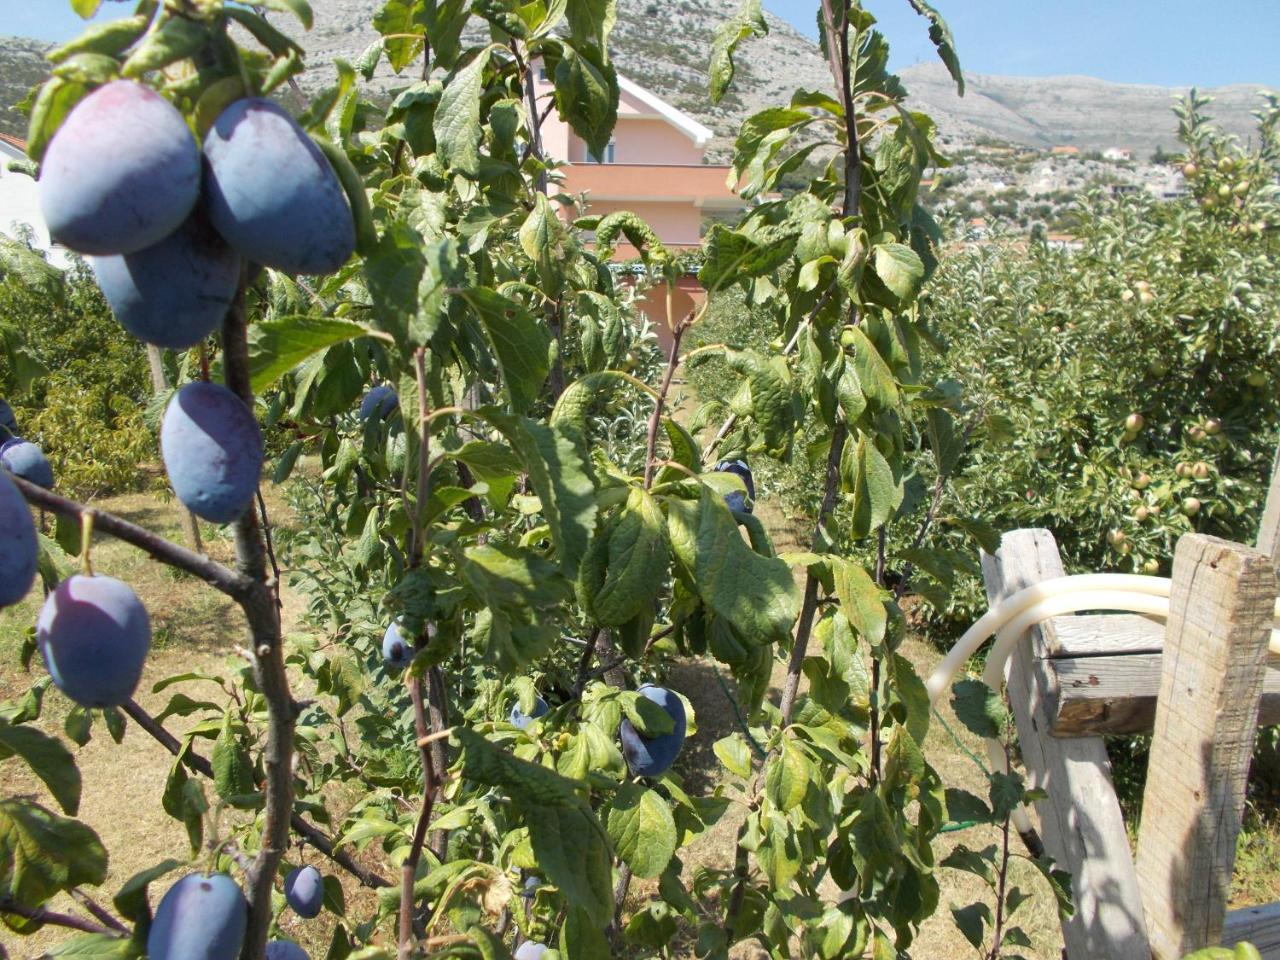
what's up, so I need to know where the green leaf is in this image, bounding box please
[843,326,898,411]
[698,223,793,293]
[0,722,80,815]
[212,713,257,807]
[713,735,752,778]
[944,787,992,825]
[454,728,613,925]
[883,727,925,792]
[553,42,620,160]
[606,782,676,879]
[667,487,800,645]
[71,0,104,16]
[868,242,926,309]
[64,706,91,747]
[121,16,208,77]
[951,678,1008,740]
[621,692,674,738]
[461,289,551,407]
[831,558,886,645]
[565,0,616,51]
[845,433,902,539]
[435,48,490,176]
[42,933,139,957]
[905,0,964,94]
[764,736,810,812]
[48,16,150,64]
[373,0,425,73]
[254,0,315,28]
[725,349,795,458]
[248,316,371,393]
[113,859,184,923]
[560,904,610,960]
[519,193,570,286]
[990,770,1024,820]
[481,411,597,578]
[0,799,108,933]
[580,488,668,626]
[709,0,766,104]
[950,901,991,950]
[25,77,89,164]
[312,136,378,256]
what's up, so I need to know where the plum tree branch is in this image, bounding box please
[8,475,254,601]
[0,896,118,936]
[643,314,691,489]
[223,284,296,960]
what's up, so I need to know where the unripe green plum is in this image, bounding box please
[147,873,247,960]
[1247,371,1267,388]
[91,211,240,349]
[1203,417,1222,436]
[1182,497,1202,516]
[160,382,264,523]
[1192,461,1211,480]
[1133,473,1151,490]
[1182,162,1198,178]
[0,471,37,608]
[1125,413,1145,433]
[39,81,200,255]
[840,327,856,348]
[1142,559,1160,575]
[203,99,355,275]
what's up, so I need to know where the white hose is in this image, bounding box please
[924,574,1280,835]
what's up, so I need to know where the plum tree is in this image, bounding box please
[619,685,687,778]
[283,864,323,919]
[266,942,309,960]
[36,574,151,708]
[91,211,241,349]
[509,695,549,731]
[147,873,247,960]
[514,942,548,960]
[714,459,755,514]
[382,621,414,670]
[0,439,54,489]
[39,81,200,256]
[359,385,399,421]
[0,398,17,439]
[160,381,264,523]
[0,471,37,608]
[203,99,355,275]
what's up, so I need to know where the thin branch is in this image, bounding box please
[401,674,440,959]
[70,889,129,934]
[573,627,603,698]
[0,896,117,936]
[643,315,691,489]
[9,475,252,600]
[255,485,283,613]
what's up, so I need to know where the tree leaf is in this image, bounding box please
[372,0,424,73]
[248,316,371,393]
[254,0,314,29]
[435,48,490,176]
[121,16,208,77]
[764,735,810,812]
[905,0,964,95]
[950,678,1008,740]
[0,723,80,816]
[868,242,926,309]
[843,325,898,411]
[845,432,902,539]
[113,859,184,923]
[553,41,619,159]
[41,933,139,957]
[709,0,766,104]
[606,782,676,879]
[211,713,257,807]
[831,558,886,645]
[713,735,752,779]
[0,799,108,934]
[950,902,990,950]
[565,0,616,51]
[462,289,551,408]
[581,488,668,626]
[560,904,611,960]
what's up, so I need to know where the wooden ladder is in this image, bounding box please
[980,449,1280,959]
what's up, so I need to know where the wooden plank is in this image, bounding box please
[1048,613,1164,658]
[1135,534,1275,959]
[981,529,1151,960]
[1256,444,1280,566]
[1047,656,1280,736]
[1225,901,1280,958]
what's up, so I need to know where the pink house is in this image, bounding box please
[534,72,747,342]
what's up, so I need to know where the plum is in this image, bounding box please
[266,942,310,960]
[284,864,324,919]
[714,459,755,514]
[40,80,200,256]
[0,398,17,439]
[36,574,151,707]
[509,695,549,731]
[382,621,414,671]
[203,99,355,275]
[91,210,240,349]
[359,385,399,421]
[161,381,264,523]
[0,471,37,609]
[147,873,247,960]
[0,439,53,489]
[619,684,687,778]
[514,943,548,960]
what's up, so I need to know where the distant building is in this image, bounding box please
[0,133,67,265]
[1103,147,1134,162]
[1051,145,1080,156]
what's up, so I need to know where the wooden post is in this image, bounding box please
[145,345,203,556]
[982,529,1151,959]
[1135,534,1275,959]
[1255,444,1280,565]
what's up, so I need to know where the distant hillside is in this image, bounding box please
[2,5,1273,156]
[0,36,50,139]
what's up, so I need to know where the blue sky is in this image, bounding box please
[3,1,1278,88]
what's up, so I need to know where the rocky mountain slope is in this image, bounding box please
[2,2,1272,154]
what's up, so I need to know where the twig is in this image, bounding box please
[643,315,690,488]
[69,890,129,934]
[574,627,603,698]
[255,486,283,613]
[425,666,450,861]
[401,675,440,959]
[0,896,117,936]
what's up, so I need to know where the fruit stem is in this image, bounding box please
[78,509,96,577]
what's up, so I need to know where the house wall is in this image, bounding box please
[578,199,703,246]
[0,141,65,264]
[568,118,703,165]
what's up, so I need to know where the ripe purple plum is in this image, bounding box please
[91,211,240,349]
[0,471,37,608]
[0,398,17,438]
[509,695,549,731]
[619,684,687,778]
[514,943,548,960]
[284,865,324,919]
[266,942,310,960]
[1,439,53,489]
[160,381,264,523]
[147,873,247,960]
[203,99,355,275]
[359,385,399,421]
[36,574,150,707]
[714,458,755,514]
[39,81,200,255]
[382,621,414,671]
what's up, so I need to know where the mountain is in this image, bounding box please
[2,3,1273,155]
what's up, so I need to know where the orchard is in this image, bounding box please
[0,1,1274,960]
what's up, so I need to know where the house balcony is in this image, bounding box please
[558,163,745,210]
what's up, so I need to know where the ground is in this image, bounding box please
[2,479,1277,958]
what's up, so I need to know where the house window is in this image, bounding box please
[588,139,616,164]
[537,66,547,81]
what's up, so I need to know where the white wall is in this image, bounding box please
[0,140,69,267]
